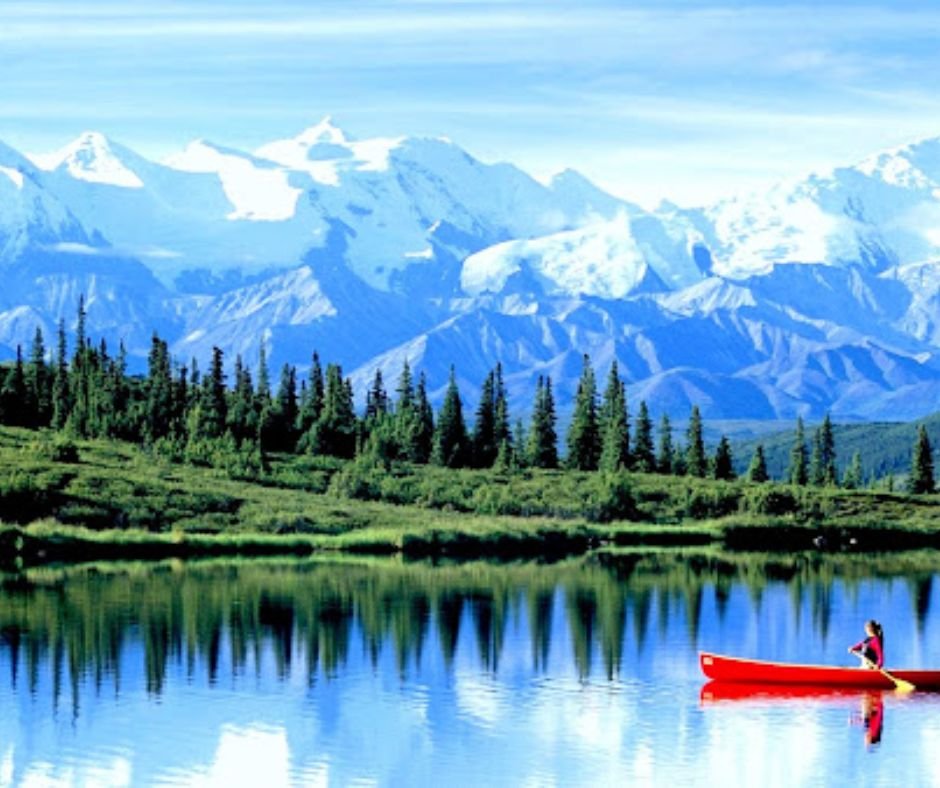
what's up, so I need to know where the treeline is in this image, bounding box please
[0,298,934,492]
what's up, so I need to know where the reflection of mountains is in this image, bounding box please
[0,552,935,707]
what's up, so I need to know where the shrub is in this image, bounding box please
[742,486,801,516]
[588,474,638,523]
[684,485,740,519]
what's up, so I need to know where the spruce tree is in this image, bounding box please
[51,320,70,430]
[527,376,558,469]
[842,450,863,490]
[298,352,324,435]
[712,435,735,480]
[747,444,769,483]
[493,363,510,451]
[27,327,51,427]
[144,334,174,442]
[472,370,497,468]
[656,414,673,474]
[273,363,298,451]
[633,401,655,472]
[198,346,227,439]
[432,366,468,468]
[599,361,630,472]
[685,405,707,478]
[788,417,809,486]
[227,355,255,444]
[0,346,26,426]
[566,354,600,471]
[413,372,435,463]
[809,428,824,486]
[910,425,935,495]
[256,344,271,407]
[365,369,389,422]
[312,364,357,458]
[818,413,837,485]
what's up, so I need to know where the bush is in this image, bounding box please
[328,459,383,501]
[684,485,740,519]
[588,474,638,523]
[742,486,801,516]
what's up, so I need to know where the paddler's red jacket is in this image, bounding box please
[852,635,884,668]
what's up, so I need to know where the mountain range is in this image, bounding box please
[4,118,940,421]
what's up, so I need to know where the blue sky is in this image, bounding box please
[3,1,940,206]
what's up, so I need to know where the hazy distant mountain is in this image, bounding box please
[3,120,940,420]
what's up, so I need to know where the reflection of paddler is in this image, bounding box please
[861,693,884,747]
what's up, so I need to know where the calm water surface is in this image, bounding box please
[2,552,940,786]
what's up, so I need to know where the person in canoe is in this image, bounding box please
[848,620,884,669]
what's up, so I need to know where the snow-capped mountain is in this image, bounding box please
[5,120,940,421]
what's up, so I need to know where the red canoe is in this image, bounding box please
[700,652,940,691]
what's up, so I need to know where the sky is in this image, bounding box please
[3,1,940,207]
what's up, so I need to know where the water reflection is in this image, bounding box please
[2,550,940,785]
[2,551,940,707]
[702,683,891,750]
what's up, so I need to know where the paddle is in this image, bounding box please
[850,648,916,693]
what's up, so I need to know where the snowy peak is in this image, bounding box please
[254,118,403,183]
[31,131,144,189]
[295,116,349,146]
[856,136,940,191]
[164,139,303,222]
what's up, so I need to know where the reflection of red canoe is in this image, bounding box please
[700,652,940,690]
[700,680,887,703]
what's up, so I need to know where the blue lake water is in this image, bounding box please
[2,553,940,786]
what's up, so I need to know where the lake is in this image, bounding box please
[2,551,940,786]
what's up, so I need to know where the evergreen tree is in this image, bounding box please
[566,354,600,471]
[395,360,414,413]
[685,405,707,478]
[297,351,323,435]
[272,363,299,451]
[910,425,935,495]
[172,363,189,439]
[306,363,357,458]
[493,363,510,451]
[27,327,51,427]
[633,401,655,472]
[672,443,688,476]
[227,355,255,445]
[198,346,227,439]
[599,361,629,472]
[747,444,769,483]
[809,428,824,486]
[144,334,174,442]
[432,366,468,467]
[413,372,435,464]
[817,413,837,485]
[842,450,863,490]
[472,370,498,468]
[51,320,70,430]
[256,344,271,408]
[365,369,389,422]
[712,435,735,480]
[0,346,26,426]
[527,376,558,469]
[656,414,673,475]
[787,417,809,486]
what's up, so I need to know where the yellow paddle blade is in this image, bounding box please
[892,678,916,694]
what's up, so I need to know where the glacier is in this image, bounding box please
[2,119,940,421]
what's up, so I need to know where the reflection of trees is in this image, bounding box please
[0,550,938,706]
[908,576,933,632]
